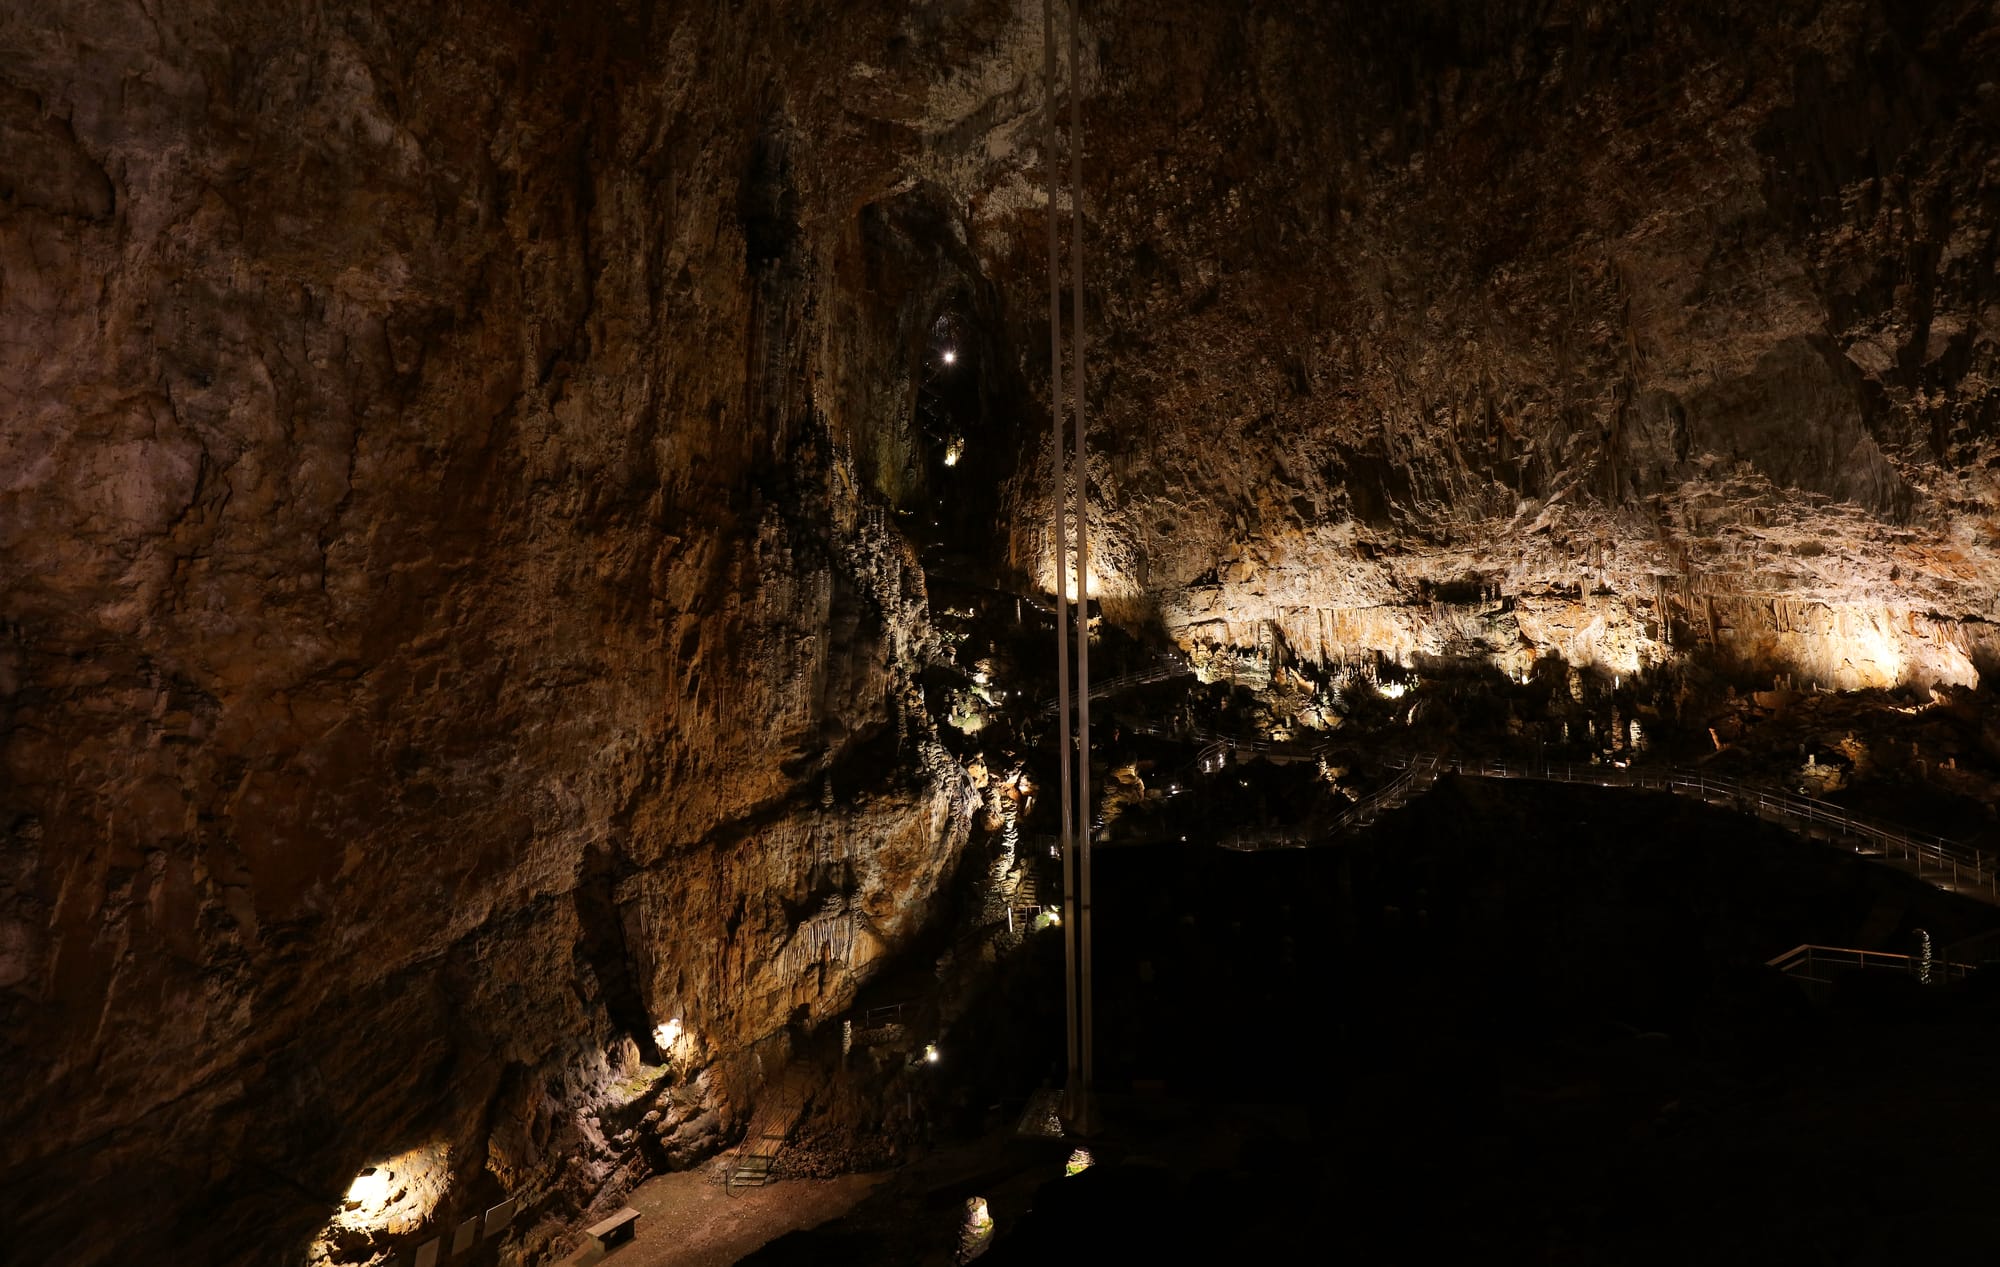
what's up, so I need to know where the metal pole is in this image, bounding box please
[1042,0,1080,1098]
[1069,0,1096,1128]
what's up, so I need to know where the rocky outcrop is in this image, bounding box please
[977,0,2000,690]
[0,3,988,1263]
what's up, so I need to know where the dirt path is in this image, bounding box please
[591,1171,887,1267]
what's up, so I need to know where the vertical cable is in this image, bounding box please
[1068,0,1094,1104]
[1043,0,1081,1095]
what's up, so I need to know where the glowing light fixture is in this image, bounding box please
[925,1043,941,1064]
[944,438,964,466]
[942,348,957,365]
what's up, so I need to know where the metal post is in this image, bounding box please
[1041,0,1080,1103]
[1069,0,1097,1133]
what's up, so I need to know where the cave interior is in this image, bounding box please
[5,1,2000,1264]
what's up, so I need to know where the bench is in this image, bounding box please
[585,1207,640,1251]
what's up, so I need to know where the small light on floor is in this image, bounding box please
[926,1043,940,1064]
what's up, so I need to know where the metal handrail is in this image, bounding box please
[1040,711,1993,899]
[857,1001,908,1028]
[1035,654,1191,717]
[1400,755,1997,899]
[1766,942,1973,984]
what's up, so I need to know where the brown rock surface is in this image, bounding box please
[0,2,980,1263]
[980,1,2000,689]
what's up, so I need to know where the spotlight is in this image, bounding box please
[941,348,957,365]
[925,1043,941,1064]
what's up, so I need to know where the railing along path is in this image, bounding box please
[1226,754,1999,904]
[1035,654,1192,717]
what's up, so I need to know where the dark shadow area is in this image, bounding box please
[747,775,2000,1264]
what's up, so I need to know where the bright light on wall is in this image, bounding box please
[1063,570,1100,602]
[1064,1148,1095,1177]
[325,1143,451,1237]
[925,1043,940,1064]
[655,1018,684,1051]
[1038,542,1115,604]
[345,1169,391,1208]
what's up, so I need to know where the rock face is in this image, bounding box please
[2,1,1998,1264]
[0,3,986,1263]
[978,0,2000,691]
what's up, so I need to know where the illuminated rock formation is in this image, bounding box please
[982,2,2000,691]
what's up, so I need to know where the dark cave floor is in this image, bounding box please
[734,776,2000,1266]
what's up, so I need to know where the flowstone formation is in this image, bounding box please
[969,0,2000,691]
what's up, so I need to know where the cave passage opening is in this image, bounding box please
[905,294,1033,579]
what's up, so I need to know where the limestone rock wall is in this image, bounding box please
[976,0,2000,689]
[0,2,990,1263]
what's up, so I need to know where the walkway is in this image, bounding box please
[589,1170,884,1267]
[1767,943,1974,996]
[1035,654,1192,718]
[726,1069,813,1192]
[1220,754,2000,906]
